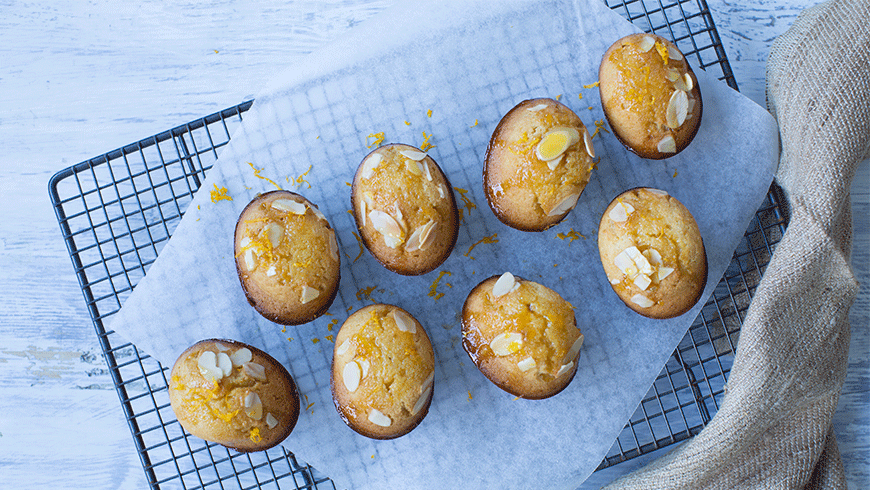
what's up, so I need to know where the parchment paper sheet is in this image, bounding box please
[108,0,779,488]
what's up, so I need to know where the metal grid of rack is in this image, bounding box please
[48,0,785,487]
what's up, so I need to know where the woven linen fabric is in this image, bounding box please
[602,0,869,488]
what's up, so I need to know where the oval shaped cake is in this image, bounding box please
[599,33,702,159]
[484,98,595,231]
[351,144,459,275]
[168,339,300,452]
[598,187,707,318]
[461,272,584,399]
[331,304,435,439]
[234,190,340,325]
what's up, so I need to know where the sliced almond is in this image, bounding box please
[546,154,564,170]
[614,246,653,276]
[405,220,437,252]
[564,334,585,364]
[657,134,677,154]
[422,161,433,182]
[359,198,367,227]
[368,409,392,427]
[687,98,696,115]
[546,190,581,217]
[311,206,327,222]
[328,231,339,262]
[438,184,446,199]
[265,413,278,429]
[527,103,549,112]
[358,358,371,378]
[336,338,352,356]
[243,249,258,272]
[658,266,675,281]
[535,127,580,162]
[492,272,516,298]
[369,209,404,248]
[411,385,432,415]
[391,309,417,334]
[631,293,655,308]
[556,361,574,377]
[361,153,383,179]
[517,356,537,372]
[399,149,427,161]
[216,352,232,377]
[244,391,263,420]
[610,278,621,285]
[666,90,689,129]
[405,159,423,176]
[239,236,252,249]
[300,285,320,304]
[342,360,361,393]
[668,45,683,61]
[666,68,681,82]
[638,35,655,53]
[608,200,635,223]
[421,371,435,391]
[271,199,306,215]
[265,265,277,277]
[197,351,223,381]
[490,332,523,356]
[583,127,595,158]
[646,188,669,196]
[644,248,663,265]
[262,222,283,250]
[230,348,253,367]
[634,273,652,291]
[243,362,267,382]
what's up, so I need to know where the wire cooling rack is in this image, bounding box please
[48,0,784,488]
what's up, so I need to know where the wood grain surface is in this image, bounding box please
[0,1,866,488]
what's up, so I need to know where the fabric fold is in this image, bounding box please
[603,0,869,487]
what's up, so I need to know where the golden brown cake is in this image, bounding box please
[461,273,584,399]
[598,187,707,318]
[234,190,340,325]
[351,143,459,275]
[168,339,300,452]
[598,33,702,159]
[330,304,435,439]
[484,98,595,231]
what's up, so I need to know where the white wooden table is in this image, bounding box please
[0,1,866,488]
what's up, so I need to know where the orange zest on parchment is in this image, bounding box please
[464,233,499,260]
[246,162,283,190]
[428,270,452,300]
[367,132,386,148]
[210,183,233,203]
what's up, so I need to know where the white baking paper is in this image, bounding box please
[108,0,780,488]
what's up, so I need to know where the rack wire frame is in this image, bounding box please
[48,0,784,487]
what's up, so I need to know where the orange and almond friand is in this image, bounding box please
[351,143,459,275]
[234,190,340,325]
[484,98,596,231]
[598,33,702,159]
[597,188,707,319]
[331,304,436,439]
[168,339,300,452]
[461,273,584,399]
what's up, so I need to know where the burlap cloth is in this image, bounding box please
[602,0,870,488]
